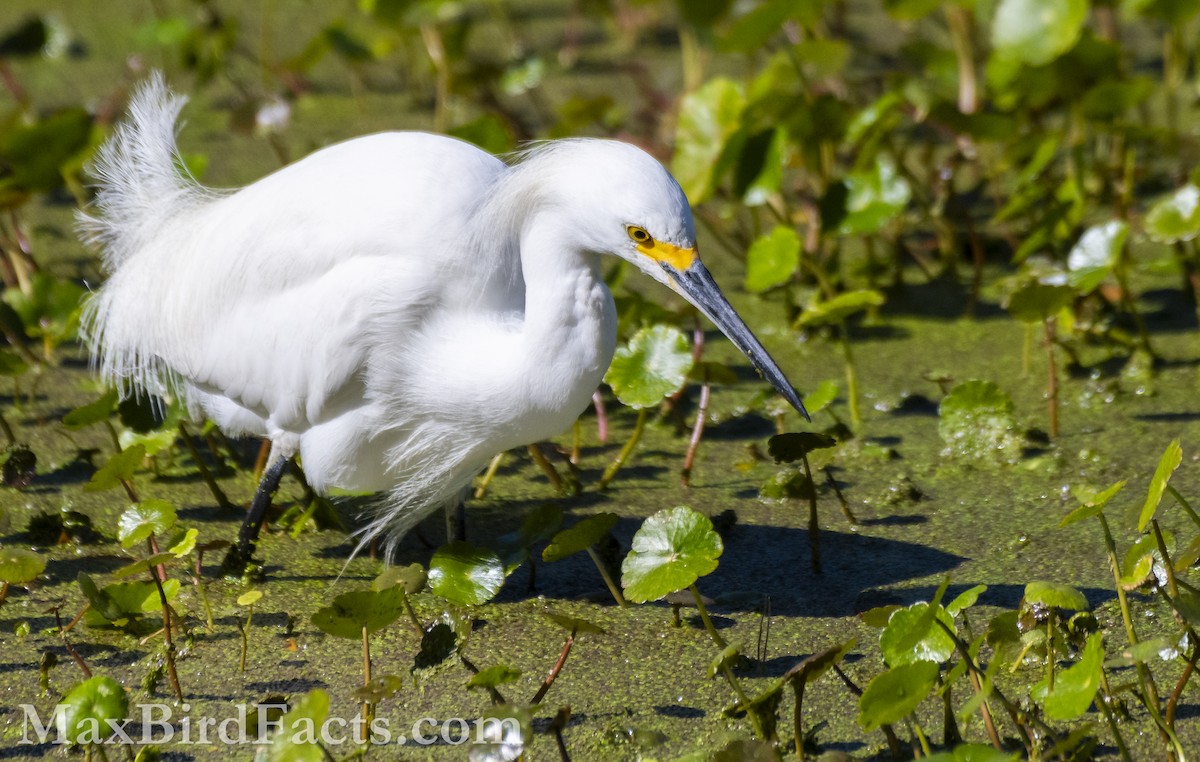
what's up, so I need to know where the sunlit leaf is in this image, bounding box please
[947,585,987,616]
[84,444,147,493]
[801,380,839,416]
[1066,221,1128,293]
[923,744,1020,762]
[428,542,505,606]
[1031,632,1103,720]
[604,324,693,409]
[796,289,885,327]
[857,661,938,730]
[1061,480,1126,526]
[237,590,263,607]
[672,78,744,203]
[1145,184,1200,244]
[744,226,800,293]
[117,499,177,548]
[1139,439,1182,531]
[880,602,956,666]
[0,547,44,584]
[991,0,1087,66]
[622,506,722,602]
[1023,581,1089,611]
[56,676,129,744]
[268,689,328,762]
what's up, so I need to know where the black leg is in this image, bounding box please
[221,456,288,574]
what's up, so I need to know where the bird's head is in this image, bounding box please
[532,139,809,420]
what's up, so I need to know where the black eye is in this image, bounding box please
[626,225,651,243]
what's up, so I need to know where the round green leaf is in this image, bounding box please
[353,674,402,703]
[428,542,505,606]
[117,499,177,548]
[113,553,176,579]
[57,676,129,744]
[373,563,427,594]
[311,585,406,639]
[542,513,619,562]
[0,546,45,584]
[1006,283,1075,323]
[880,603,956,666]
[802,380,839,416]
[1146,184,1200,243]
[621,506,723,602]
[744,226,800,293]
[237,590,263,607]
[604,324,694,409]
[991,0,1087,66]
[857,661,939,730]
[1023,581,1089,611]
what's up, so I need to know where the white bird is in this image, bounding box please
[80,74,807,569]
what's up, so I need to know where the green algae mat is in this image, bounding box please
[3,1,1200,760]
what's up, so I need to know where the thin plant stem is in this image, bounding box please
[531,630,575,705]
[802,454,820,575]
[1044,317,1059,438]
[527,443,564,493]
[681,382,710,487]
[1166,485,1200,530]
[0,408,14,445]
[361,626,371,744]
[591,390,608,444]
[584,546,627,608]
[240,605,252,672]
[1096,687,1134,762]
[148,564,183,701]
[598,407,648,490]
[839,327,860,428]
[179,422,233,510]
[689,583,727,650]
[473,452,505,499]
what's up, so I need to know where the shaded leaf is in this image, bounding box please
[84,444,147,493]
[545,612,606,635]
[1006,283,1075,323]
[311,586,406,639]
[467,665,521,690]
[796,290,885,327]
[63,389,119,430]
[767,432,836,463]
[543,513,618,562]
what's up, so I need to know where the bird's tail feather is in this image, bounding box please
[77,72,205,271]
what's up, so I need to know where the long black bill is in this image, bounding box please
[671,260,810,421]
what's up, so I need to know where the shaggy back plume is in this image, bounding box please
[77,72,205,271]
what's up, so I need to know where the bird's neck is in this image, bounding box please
[515,214,617,412]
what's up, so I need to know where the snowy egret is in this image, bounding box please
[81,74,807,567]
